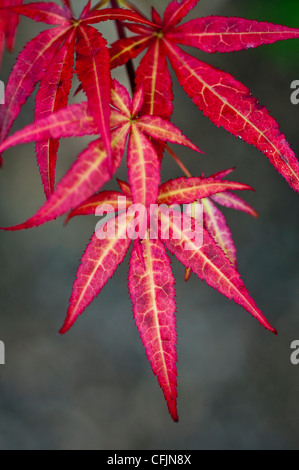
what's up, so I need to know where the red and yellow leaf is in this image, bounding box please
[132,85,144,117]
[158,176,253,205]
[111,79,132,117]
[136,115,201,152]
[75,24,112,170]
[1,125,130,230]
[6,2,72,26]
[127,124,160,207]
[160,208,277,334]
[170,17,299,53]
[135,39,173,120]
[129,237,178,421]
[0,25,70,143]
[60,212,132,333]
[117,178,132,197]
[163,0,199,28]
[35,31,75,198]
[165,42,299,192]
[211,192,258,218]
[110,36,151,70]
[82,8,156,28]
[202,197,237,267]
[135,39,174,159]
[0,102,97,155]
[66,190,132,223]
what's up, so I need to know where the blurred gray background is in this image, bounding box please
[0,0,298,449]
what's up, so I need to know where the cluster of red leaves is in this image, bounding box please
[0,0,299,421]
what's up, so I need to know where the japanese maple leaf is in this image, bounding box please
[59,171,276,422]
[0,0,23,71]
[110,0,299,191]
[0,80,200,229]
[0,0,155,197]
[0,78,276,420]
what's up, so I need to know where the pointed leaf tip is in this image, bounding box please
[165,43,299,192]
[61,212,132,333]
[160,208,277,334]
[129,238,178,421]
[171,17,299,54]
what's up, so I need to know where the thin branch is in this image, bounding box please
[165,144,194,283]
[110,0,136,94]
[165,144,192,178]
[91,0,109,11]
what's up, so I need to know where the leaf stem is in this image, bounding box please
[165,144,194,283]
[165,144,192,178]
[118,0,146,17]
[91,0,109,11]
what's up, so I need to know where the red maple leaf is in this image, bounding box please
[0,1,298,422]
[0,78,278,420]
[0,80,200,228]
[110,0,299,191]
[61,166,275,422]
[0,0,155,196]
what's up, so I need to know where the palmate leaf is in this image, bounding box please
[0,0,295,423]
[0,1,158,194]
[126,103,201,207]
[111,0,299,191]
[0,80,200,230]
[56,174,276,421]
